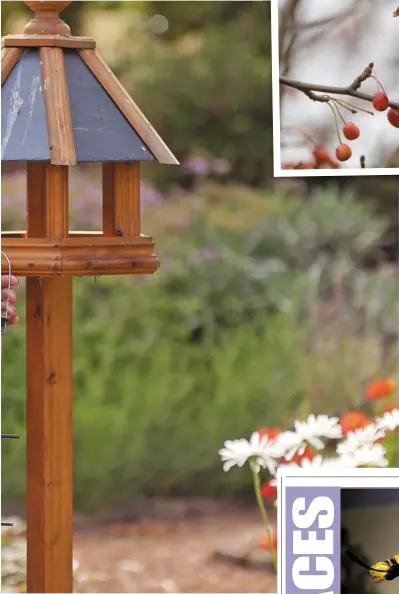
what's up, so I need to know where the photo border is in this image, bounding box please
[270,0,399,178]
[277,467,399,594]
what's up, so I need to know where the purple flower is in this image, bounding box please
[140,182,165,207]
[182,155,210,176]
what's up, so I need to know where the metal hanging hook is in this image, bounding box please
[1,251,12,335]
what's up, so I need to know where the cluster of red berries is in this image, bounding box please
[282,144,340,170]
[283,73,398,168]
[333,79,399,163]
[282,146,339,170]
[332,122,359,163]
[372,91,399,126]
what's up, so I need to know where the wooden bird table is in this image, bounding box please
[1,2,178,591]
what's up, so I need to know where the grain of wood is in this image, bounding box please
[45,165,69,236]
[26,162,47,236]
[1,46,23,84]
[79,49,179,165]
[26,163,73,593]
[2,35,96,49]
[103,162,141,237]
[1,233,159,276]
[39,47,76,165]
[24,1,71,36]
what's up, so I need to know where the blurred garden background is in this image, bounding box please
[1,1,398,592]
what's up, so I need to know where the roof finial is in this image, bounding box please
[23,1,72,36]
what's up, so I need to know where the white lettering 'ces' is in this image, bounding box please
[293,528,334,555]
[292,496,334,529]
[292,556,334,592]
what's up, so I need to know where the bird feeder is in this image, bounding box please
[1,2,178,591]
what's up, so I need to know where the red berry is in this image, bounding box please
[335,143,352,162]
[372,91,389,111]
[343,122,360,140]
[387,108,399,128]
[312,145,331,163]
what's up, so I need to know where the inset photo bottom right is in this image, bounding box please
[279,471,399,594]
[342,487,399,594]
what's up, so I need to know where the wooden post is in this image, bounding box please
[102,162,141,237]
[26,163,73,593]
[1,5,178,589]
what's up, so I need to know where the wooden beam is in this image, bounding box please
[26,163,73,593]
[39,47,76,166]
[1,234,159,276]
[2,231,106,238]
[2,35,96,49]
[79,49,179,165]
[103,162,140,237]
[1,46,23,84]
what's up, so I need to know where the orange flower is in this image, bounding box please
[290,445,314,464]
[259,532,278,550]
[340,411,373,436]
[257,427,281,440]
[261,481,277,500]
[365,378,397,400]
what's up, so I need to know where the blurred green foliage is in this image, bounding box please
[2,182,397,510]
[1,2,398,512]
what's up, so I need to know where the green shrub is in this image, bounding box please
[2,181,397,510]
[2,275,396,510]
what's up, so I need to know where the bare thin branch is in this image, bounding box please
[278,0,302,76]
[284,5,358,33]
[280,63,399,110]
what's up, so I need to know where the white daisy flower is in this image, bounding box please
[375,409,399,432]
[272,455,324,476]
[219,431,284,473]
[322,456,357,469]
[275,431,305,460]
[269,462,299,487]
[299,455,343,469]
[339,443,388,468]
[300,455,324,468]
[336,423,385,456]
[277,414,342,460]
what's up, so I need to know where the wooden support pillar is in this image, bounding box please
[26,163,73,593]
[102,162,140,237]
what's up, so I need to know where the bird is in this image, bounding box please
[345,549,399,582]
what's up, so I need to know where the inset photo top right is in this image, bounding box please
[272,0,399,177]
